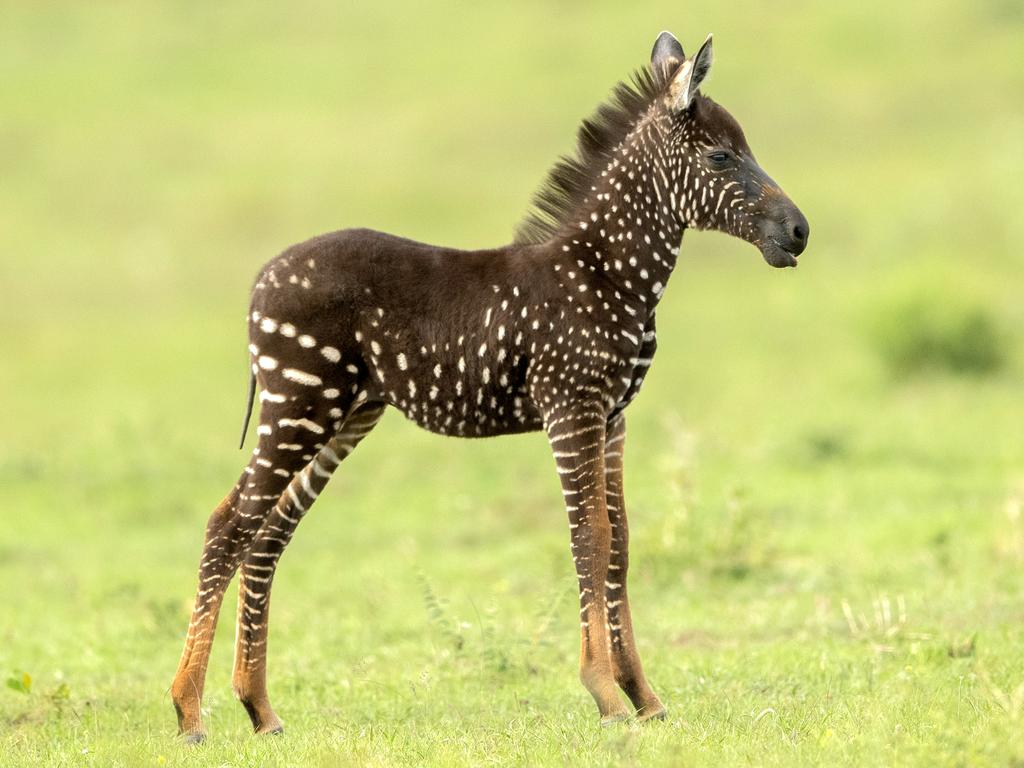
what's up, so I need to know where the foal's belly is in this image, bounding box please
[399,400,545,438]
[382,376,545,438]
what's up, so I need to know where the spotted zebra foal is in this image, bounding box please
[171,30,809,741]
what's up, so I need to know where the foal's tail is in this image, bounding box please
[238,369,257,449]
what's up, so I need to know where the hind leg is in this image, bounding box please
[171,485,247,743]
[170,394,340,742]
[231,403,385,735]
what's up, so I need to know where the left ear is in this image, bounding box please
[668,33,713,111]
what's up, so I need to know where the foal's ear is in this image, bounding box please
[668,33,714,111]
[651,30,686,84]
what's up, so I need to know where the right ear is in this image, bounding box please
[667,33,713,111]
[650,30,686,84]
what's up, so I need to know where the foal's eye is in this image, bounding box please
[708,151,730,163]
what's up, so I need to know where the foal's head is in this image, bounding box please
[652,32,809,267]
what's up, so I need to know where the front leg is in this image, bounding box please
[604,415,666,720]
[545,406,630,724]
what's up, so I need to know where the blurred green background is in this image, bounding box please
[1,1,1022,766]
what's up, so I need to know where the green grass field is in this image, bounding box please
[2,2,1023,765]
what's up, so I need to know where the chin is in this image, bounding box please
[759,242,799,268]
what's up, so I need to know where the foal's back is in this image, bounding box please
[252,227,545,324]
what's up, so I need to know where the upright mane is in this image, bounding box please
[514,66,666,245]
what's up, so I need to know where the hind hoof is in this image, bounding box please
[634,708,667,724]
[600,712,631,727]
[637,705,668,722]
[181,731,206,745]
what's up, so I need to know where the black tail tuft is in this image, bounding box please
[239,369,257,449]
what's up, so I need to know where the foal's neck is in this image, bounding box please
[551,111,686,319]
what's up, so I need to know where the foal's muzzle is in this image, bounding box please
[757,201,810,268]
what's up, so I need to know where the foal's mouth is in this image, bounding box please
[759,238,799,269]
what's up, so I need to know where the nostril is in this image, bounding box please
[792,224,807,243]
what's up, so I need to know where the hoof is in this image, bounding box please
[258,725,285,736]
[181,731,206,745]
[637,705,668,722]
[600,712,631,727]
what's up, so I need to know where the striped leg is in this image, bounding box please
[171,486,244,743]
[604,415,666,720]
[231,403,385,735]
[171,397,336,742]
[546,406,631,724]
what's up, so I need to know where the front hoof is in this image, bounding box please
[257,725,285,736]
[181,731,206,745]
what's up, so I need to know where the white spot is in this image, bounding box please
[279,324,297,338]
[397,353,408,370]
[322,388,340,399]
[278,418,325,434]
[258,356,278,370]
[282,369,322,386]
[321,346,341,363]
[298,335,316,348]
[259,318,278,333]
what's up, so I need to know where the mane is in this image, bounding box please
[514,66,666,245]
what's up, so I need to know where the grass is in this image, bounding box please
[2,1,1023,765]
[867,273,1007,376]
